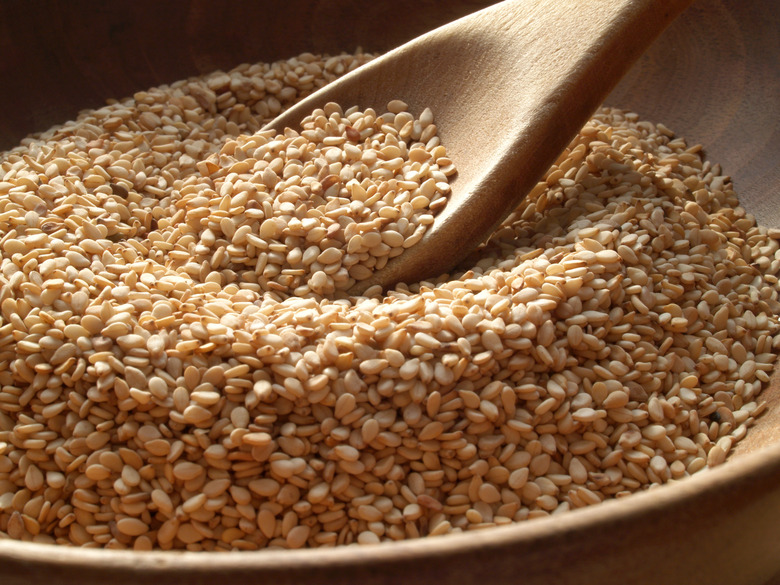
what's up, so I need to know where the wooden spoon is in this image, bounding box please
[264,0,695,293]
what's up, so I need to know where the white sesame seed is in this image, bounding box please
[0,49,777,554]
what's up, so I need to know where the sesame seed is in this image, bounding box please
[0,49,777,554]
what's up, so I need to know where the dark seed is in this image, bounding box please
[345,126,360,142]
[111,182,129,197]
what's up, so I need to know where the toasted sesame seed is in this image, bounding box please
[0,49,776,554]
[116,517,150,537]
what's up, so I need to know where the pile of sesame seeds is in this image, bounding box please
[0,51,779,551]
[170,99,454,297]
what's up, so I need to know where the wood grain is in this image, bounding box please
[0,0,492,150]
[0,0,779,584]
[606,0,780,231]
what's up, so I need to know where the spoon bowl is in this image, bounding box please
[265,0,695,292]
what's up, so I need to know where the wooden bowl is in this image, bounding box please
[1,1,779,583]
